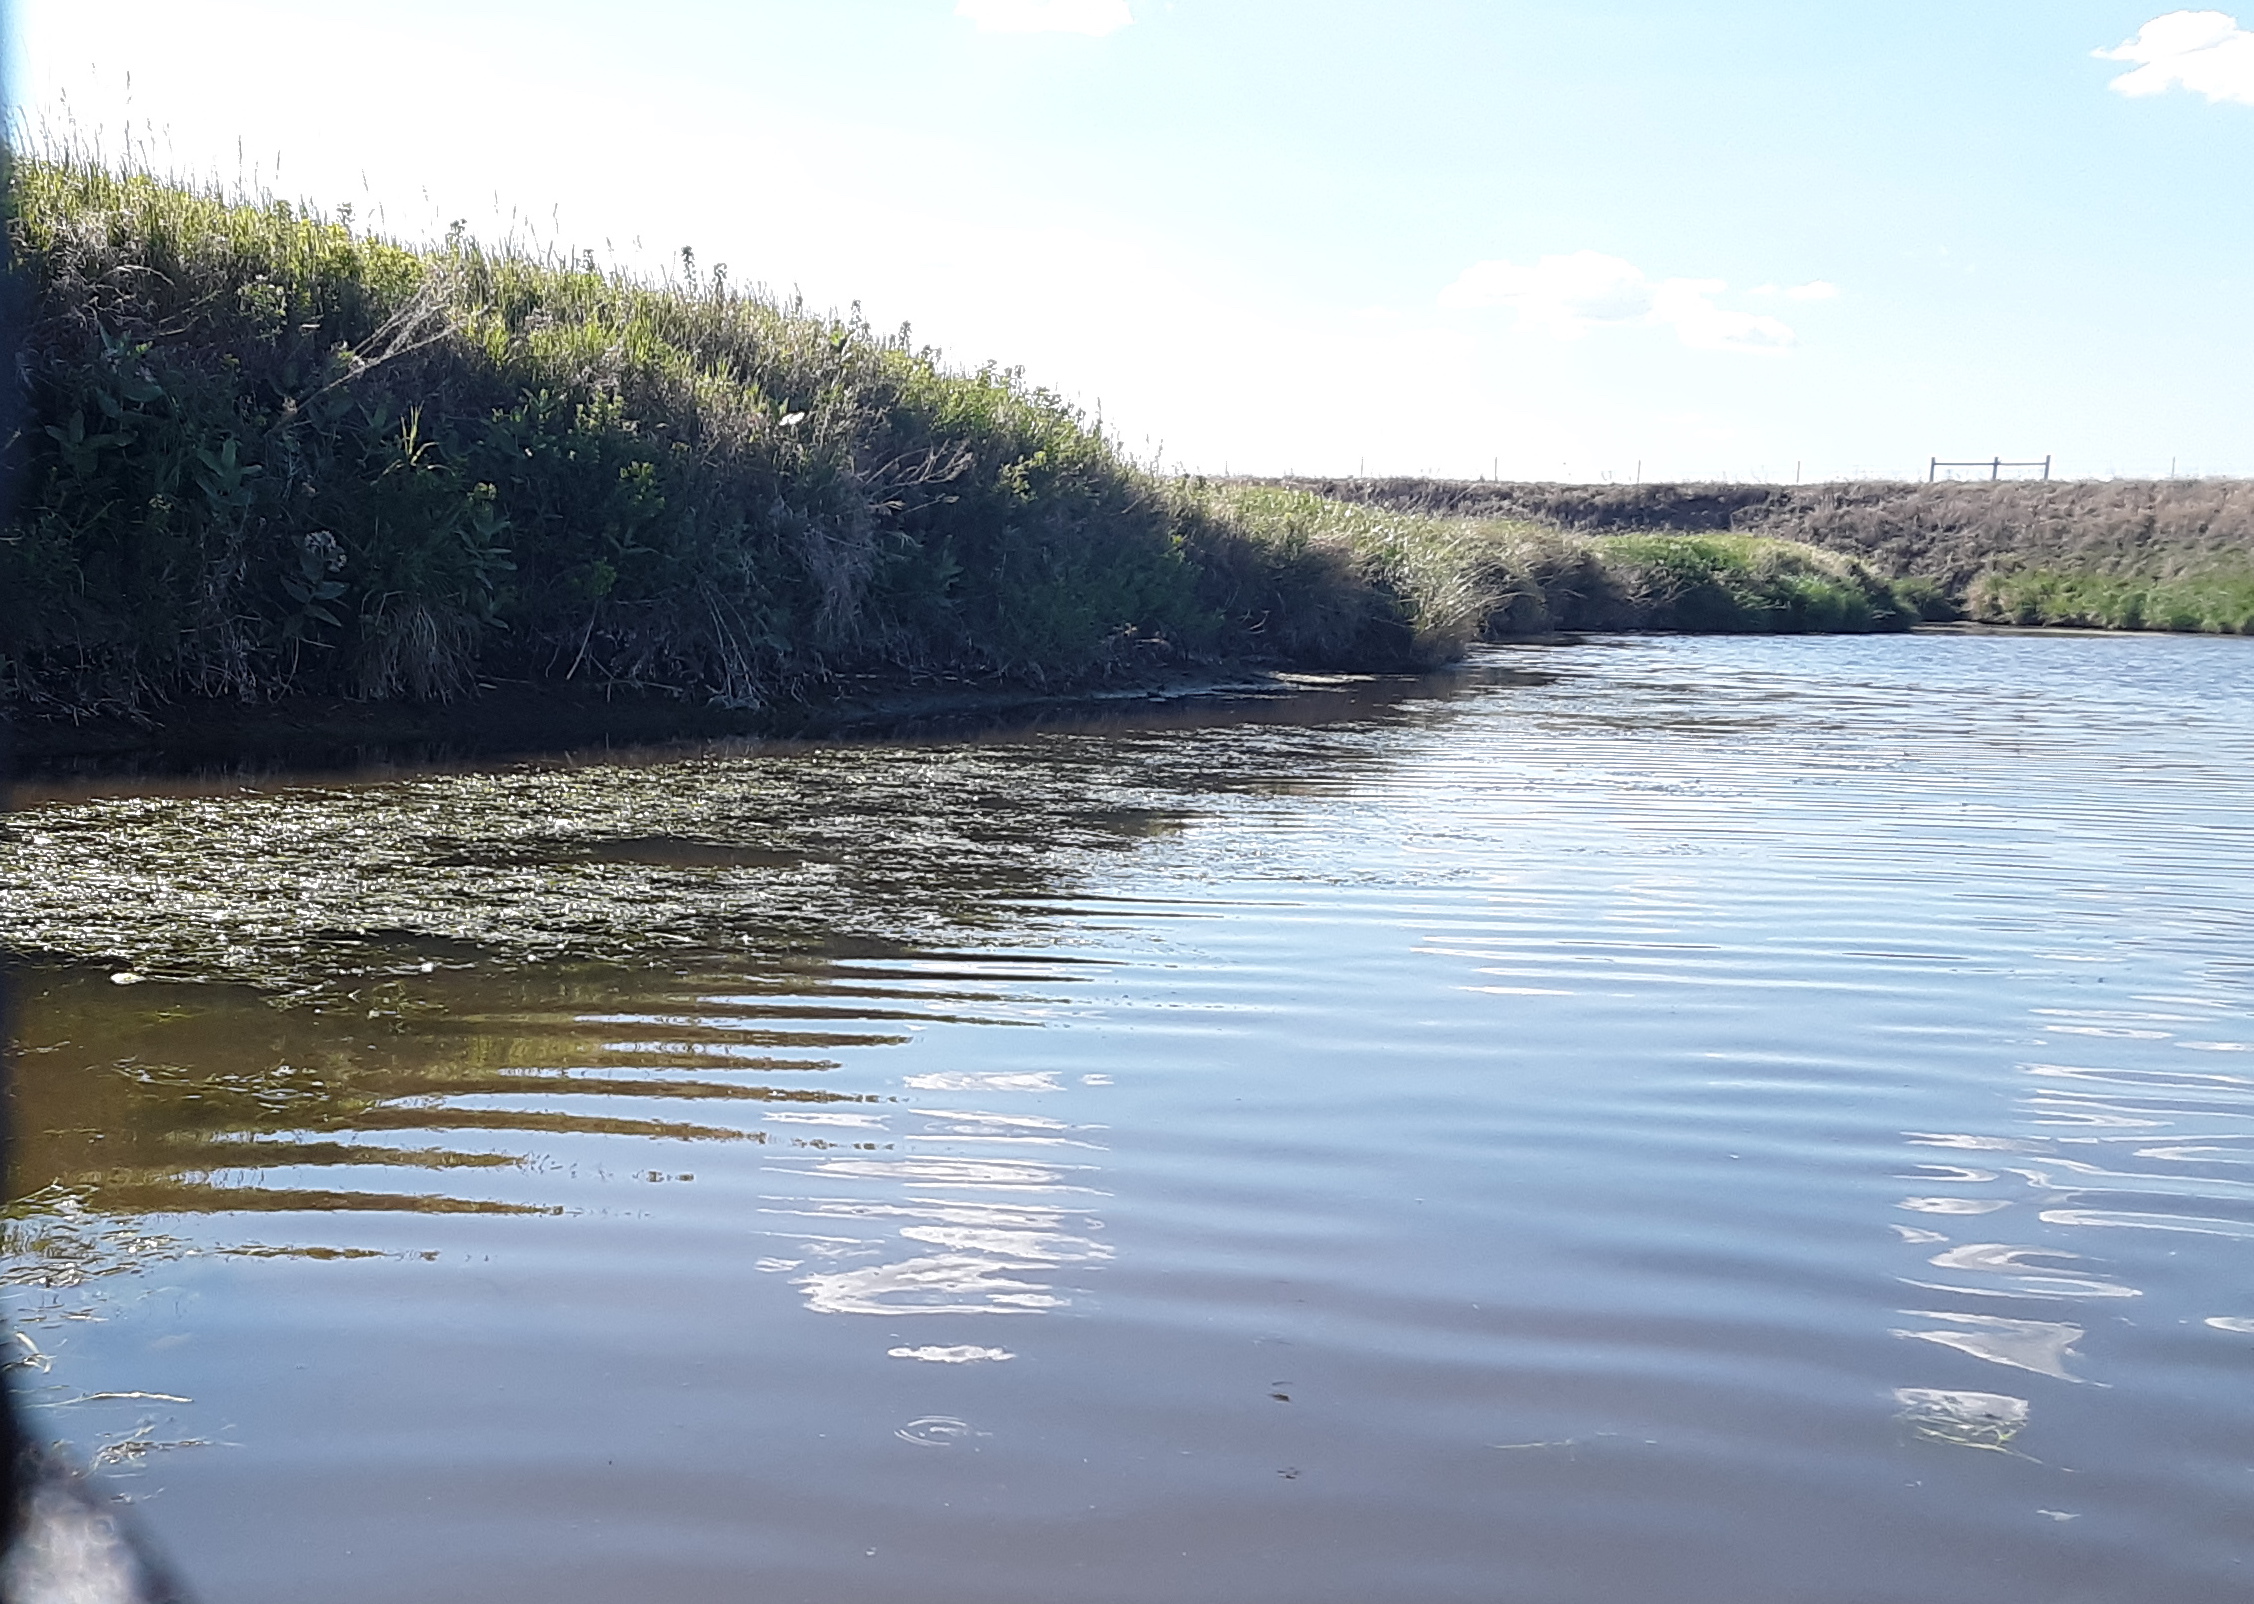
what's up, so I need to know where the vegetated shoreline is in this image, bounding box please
[8,153,2139,776]
[1261,476,2254,637]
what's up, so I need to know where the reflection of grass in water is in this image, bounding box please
[7,965,883,1223]
[0,1183,429,1296]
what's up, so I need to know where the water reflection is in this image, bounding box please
[4,966,896,1224]
[1891,1312,2089,1381]
[1888,896,2254,1459]
[4,634,2254,1604]
[779,1192,1111,1317]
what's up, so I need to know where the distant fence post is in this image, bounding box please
[1928,455,2054,483]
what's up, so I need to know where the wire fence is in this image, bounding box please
[1930,455,2052,482]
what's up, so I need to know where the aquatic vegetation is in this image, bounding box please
[1893,1387,2032,1454]
[0,733,1221,993]
[0,1186,194,1292]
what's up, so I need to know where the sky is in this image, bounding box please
[8,1,2252,483]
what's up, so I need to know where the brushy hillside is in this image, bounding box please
[1265,476,2254,634]
[2,157,1930,733]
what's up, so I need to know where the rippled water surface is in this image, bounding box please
[6,632,2254,1603]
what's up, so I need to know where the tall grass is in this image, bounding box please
[1966,566,2254,633]
[1276,475,2254,636]
[4,152,1221,718]
[1172,486,1916,644]
[1,154,1931,729]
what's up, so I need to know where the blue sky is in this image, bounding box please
[11,1,2252,482]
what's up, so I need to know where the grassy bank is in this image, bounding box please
[1173,486,1919,643]
[4,153,1226,722]
[1966,565,2254,633]
[1271,475,2254,635]
[4,155,1928,748]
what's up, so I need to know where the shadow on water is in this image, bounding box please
[9,660,1556,797]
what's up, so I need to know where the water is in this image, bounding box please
[5,631,2253,1603]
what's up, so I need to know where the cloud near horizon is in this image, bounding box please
[1439,251,1798,352]
[955,0,1134,36]
[2097,10,2254,104]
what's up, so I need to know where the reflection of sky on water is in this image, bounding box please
[769,1105,1115,1318]
[1887,951,2254,1447]
[1892,1313,2089,1382]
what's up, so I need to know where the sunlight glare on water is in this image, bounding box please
[3,631,2252,1603]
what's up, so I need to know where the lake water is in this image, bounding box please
[5,630,2253,1603]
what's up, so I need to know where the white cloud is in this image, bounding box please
[1786,279,1840,301]
[2096,10,2254,104]
[1439,250,1796,352]
[955,0,1134,36]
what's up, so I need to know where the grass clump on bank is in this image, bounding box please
[1585,532,1920,632]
